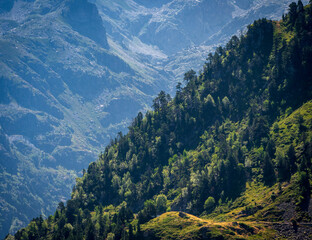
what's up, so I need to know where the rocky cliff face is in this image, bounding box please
[0,0,14,13]
[138,0,233,54]
[96,0,309,82]
[62,0,109,48]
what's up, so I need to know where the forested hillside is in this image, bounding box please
[7,1,312,239]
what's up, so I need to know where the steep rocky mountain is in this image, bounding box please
[96,0,308,81]
[0,0,167,237]
[0,0,309,238]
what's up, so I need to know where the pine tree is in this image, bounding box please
[262,153,276,185]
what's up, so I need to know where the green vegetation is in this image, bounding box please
[6,1,312,239]
[204,197,216,213]
[142,212,278,240]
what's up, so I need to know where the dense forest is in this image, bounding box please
[6,1,312,239]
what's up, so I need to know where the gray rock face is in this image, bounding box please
[138,0,233,54]
[62,0,109,48]
[0,0,309,237]
[0,0,14,13]
[96,0,308,85]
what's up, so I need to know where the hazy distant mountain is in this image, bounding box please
[96,0,308,81]
[0,0,308,237]
[0,0,167,237]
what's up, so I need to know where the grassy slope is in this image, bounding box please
[142,101,312,239]
[142,179,311,239]
[142,211,276,240]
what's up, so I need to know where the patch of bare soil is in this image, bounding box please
[278,201,297,221]
[271,222,312,240]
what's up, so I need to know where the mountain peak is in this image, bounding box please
[62,0,109,48]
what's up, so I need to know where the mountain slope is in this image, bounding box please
[0,0,310,238]
[0,0,167,237]
[96,0,309,84]
[6,2,312,239]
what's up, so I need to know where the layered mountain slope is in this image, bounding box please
[0,0,167,237]
[95,0,309,82]
[7,2,312,239]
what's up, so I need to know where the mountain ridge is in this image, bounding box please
[6,1,312,239]
[0,0,168,237]
[0,0,310,238]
